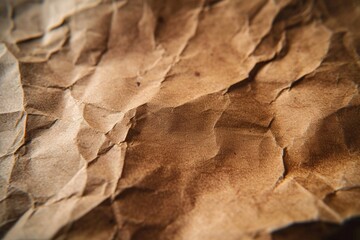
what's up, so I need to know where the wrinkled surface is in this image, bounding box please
[1,0,360,239]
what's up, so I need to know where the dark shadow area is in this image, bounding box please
[272,216,360,240]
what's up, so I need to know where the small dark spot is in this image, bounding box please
[194,71,201,77]
[234,152,237,155]
[218,56,225,62]
[136,82,141,87]
[157,16,165,24]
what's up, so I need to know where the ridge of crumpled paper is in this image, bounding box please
[1,0,360,239]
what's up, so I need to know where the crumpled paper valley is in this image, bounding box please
[1,0,360,239]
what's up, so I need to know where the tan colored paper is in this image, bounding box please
[1,0,360,239]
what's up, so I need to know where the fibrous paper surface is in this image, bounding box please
[1,0,360,239]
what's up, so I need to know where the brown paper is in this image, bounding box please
[1,0,360,239]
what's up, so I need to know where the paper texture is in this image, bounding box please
[1,0,360,239]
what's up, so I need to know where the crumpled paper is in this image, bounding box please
[1,0,360,239]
